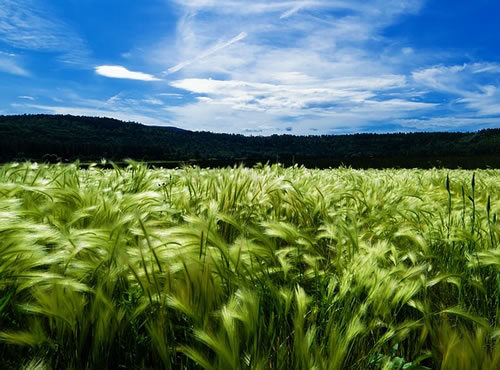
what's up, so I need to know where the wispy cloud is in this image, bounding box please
[166,74,439,134]
[95,66,162,81]
[21,104,168,126]
[413,63,500,116]
[458,87,500,116]
[0,53,29,76]
[0,0,89,64]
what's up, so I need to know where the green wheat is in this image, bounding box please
[0,161,499,369]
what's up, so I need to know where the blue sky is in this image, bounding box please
[1,0,500,135]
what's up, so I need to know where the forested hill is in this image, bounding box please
[1,114,500,167]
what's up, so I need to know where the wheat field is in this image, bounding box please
[1,161,500,369]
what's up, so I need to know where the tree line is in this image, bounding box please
[1,114,500,168]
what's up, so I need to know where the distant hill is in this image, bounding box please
[1,114,500,168]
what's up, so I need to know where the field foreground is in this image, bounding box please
[1,162,500,369]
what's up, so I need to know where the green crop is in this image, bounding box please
[1,161,500,369]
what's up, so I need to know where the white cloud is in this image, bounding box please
[412,64,466,93]
[166,73,438,134]
[413,63,500,116]
[18,95,35,100]
[170,75,411,113]
[458,87,500,116]
[353,99,437,112]
[95,66,162,81]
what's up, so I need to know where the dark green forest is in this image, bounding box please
[1,114,500,168]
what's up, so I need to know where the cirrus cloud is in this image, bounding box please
[0,0,90,64]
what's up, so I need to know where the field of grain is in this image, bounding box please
[1,161,500,369]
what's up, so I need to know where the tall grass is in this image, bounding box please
[1,161,499,368]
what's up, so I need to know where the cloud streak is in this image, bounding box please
[279,1,312,19]
[165,32,248,74]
